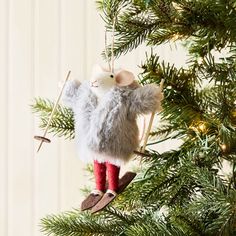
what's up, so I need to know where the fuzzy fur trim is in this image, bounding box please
[62,81,163,166]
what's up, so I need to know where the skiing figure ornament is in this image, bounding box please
[62,64,164,213]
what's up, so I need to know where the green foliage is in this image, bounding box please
[40,205,186,236]
[34,0,236,235]
[31,98,74,139]
[97,0,236,57]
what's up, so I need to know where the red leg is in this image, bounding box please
[94,160,106,192]
[106,162,120,192]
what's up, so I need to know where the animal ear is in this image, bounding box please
[100,65,110,72]
[92,64,104,75]
[115,70,135,87]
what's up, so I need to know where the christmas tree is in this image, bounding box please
[33,0,236,235]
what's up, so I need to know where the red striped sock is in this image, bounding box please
[94,160,106,192]
[106,162,120,192]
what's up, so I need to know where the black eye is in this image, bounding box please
[110,74,114,78]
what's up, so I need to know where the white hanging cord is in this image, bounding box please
[104,17,116,73]
[104,29,111,72]
[110,18,116,73]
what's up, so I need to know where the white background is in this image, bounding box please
[0,1,188,235]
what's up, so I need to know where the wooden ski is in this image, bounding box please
[91,172,136,213]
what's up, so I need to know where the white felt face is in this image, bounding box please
[90,65,135,99]
[92,72,116,89]
[90,66,116,98]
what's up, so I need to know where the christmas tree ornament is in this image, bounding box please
[62,64,163,213]
[34,70,71,152]
[63,20,163,213]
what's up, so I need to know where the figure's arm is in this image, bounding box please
[62,80,81,109]
[129,84,163,115]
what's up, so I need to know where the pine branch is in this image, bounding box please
[31,98,75,139]
[184,168,236,236]
[98,0,236,57]
[41,211,119,236]
[37,1,236,235]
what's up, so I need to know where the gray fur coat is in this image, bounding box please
[62,80,163,166]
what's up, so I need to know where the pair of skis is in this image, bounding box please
[81,172,136,213]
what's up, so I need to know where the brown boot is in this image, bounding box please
[91,190,117,213]
[91,171,136,213]
[81,190,104,211]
